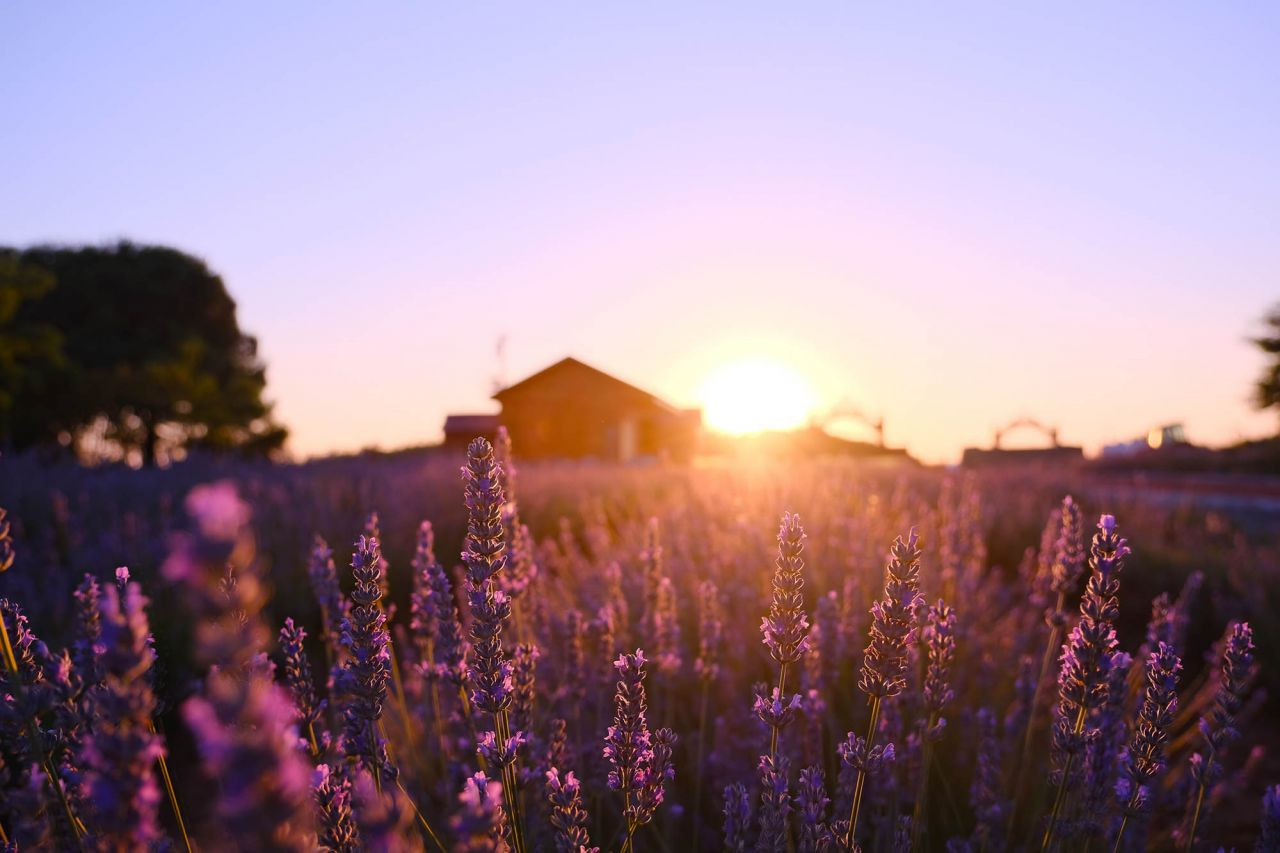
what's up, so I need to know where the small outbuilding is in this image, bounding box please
[448,357,700,462]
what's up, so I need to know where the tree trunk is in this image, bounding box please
[142,420,159,467]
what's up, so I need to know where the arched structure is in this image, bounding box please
[812,403,885,447]
[993,417,1059,449]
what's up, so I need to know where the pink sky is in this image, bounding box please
[3,5,1277,463]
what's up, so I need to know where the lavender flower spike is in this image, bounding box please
[844,528,922,849]
[1115,641,1181,850]
[723,783,752,852]
[279,617,325,752]
[757,754,792,853]
[78,582,164,849]
[462,438,514,715]
[313,764,359,852]
[1258,785,1280,853]
[603,649,672,848]
[859,529,924,701]
[1183,621,1255,848]
[795,765,830,853]
[1043,513,1129,850]
[760,512,810,758]
[762,513,810,665]
[545,768,596,853]
[452,772,509,853]
[338,535,395,783]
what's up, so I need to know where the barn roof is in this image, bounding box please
[492,357,678,414]
[443,413,500,434]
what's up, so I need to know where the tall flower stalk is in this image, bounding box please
[1182,621,1254,850]
[603,650,674,853]
[338,536,395,786]
[912,598,956,849]
[77,582,164,849]
[843,529,923,849]
[759,513,809,759]
[165,482,315,851]
[462,437,525,853]
[1042,514,1128,851]
[1113,642,1181,852]
[0,506,85,848]
[279,617,324,757]
[1011,497,1085,832]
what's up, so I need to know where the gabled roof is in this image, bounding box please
[443,414,500,434]
[493,357,677,414]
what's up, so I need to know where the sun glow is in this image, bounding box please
[700,359,817,435]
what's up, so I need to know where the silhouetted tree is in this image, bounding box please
[1255,303,1280,431]
[2,242,286,464]
[0,254,70,449]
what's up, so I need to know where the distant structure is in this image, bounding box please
[962,417,1084,468]
[443,357,701,462]
[442,414,499,450]
[811,401,886,447]
[1102,422,1188,458]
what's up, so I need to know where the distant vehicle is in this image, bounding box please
[1102,423,1188,457]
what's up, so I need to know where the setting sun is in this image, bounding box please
[699,359,817,434]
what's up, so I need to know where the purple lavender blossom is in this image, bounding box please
[603,650,672,840]
[922,599,956,740]
[1049,497,1086,600]
[1259,785,1280,853]
[757,753,792,853]
[632,726,676,830]
[761,513,810,666]
[511,643,538,736]
[279,618,324,744]
[452,772,509,853]
[604,650,653,799]
[1115,642,1180,847]
[409,521,441,662]
[307,536,348,656]
[859,529,924,701]
[795,765,830,853]
[838,730,896,780]
[114,566,130,592]
[1183,621,1256,847]
[183,673,314,850]
[78,583,164,849]
[754,688,803,734]
[545,768,595,853]
[313,764,359,852]
[462,438,514,716]
[842,528,921,849]
[0,507,14,573]
[1044,514,1129,848]
[652,576,682,675]
[337,535,395,782]
[72,574,104,692]
[722,782,752,852]
[0,596,83,847]
[968,707,1006,851]
[167,481,315,850]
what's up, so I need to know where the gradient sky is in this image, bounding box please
[3,4,1277,463]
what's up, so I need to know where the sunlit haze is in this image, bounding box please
[3,4,1278,462]
[701,360,817,435]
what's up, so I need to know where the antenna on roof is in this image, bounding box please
[492,334,508,394]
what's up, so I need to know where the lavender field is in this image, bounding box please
[0,435,1275,852]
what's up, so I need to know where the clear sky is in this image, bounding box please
[3,3,1277,463]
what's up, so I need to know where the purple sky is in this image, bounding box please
[3,4,1277,462]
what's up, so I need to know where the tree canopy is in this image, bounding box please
[1255,303,1280,429]
[0,242,286,465]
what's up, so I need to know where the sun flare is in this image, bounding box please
[700,359,816,435]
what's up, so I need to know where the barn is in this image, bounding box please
[446,357,700,462]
